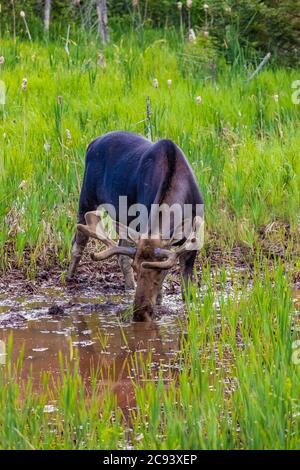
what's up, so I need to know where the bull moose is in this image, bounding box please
[67,131,203,321]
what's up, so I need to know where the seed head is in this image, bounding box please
[203,3,209,10]
[167,79,172,88]
[186,0,192,8]
[57,95,62,105]
[177,2,183,10]
[0,56,4,65]
[273,94,279,102]
[153,78,159,89]
[20,11,26,18]
[203,30,209,37]
[189,28,196,42]
[195,96,202,104]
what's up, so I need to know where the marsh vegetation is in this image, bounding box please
[0,3,300,450]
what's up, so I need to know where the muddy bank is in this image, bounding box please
[1,224,299,295]
[2,218,299,276]
[0,239,299,322]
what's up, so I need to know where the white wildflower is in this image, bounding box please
[195,95,202,104]
[44,142,51,153]
[44,404,58,414]
[153,78,159,88]
[18,180,27,190]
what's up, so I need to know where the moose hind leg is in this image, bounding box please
[118,240,135,290]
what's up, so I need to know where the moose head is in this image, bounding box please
[77,211,203,321]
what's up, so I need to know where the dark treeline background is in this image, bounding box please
[0,1,299,65]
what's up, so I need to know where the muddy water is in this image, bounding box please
[0,287,183,407]
[1,280,299,409]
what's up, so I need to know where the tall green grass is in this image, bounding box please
[0,263,299,449]
[0,31,299,272]
[0,26,298,451]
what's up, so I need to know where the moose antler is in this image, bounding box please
[141,216,204,270]
[77,211,136,260]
